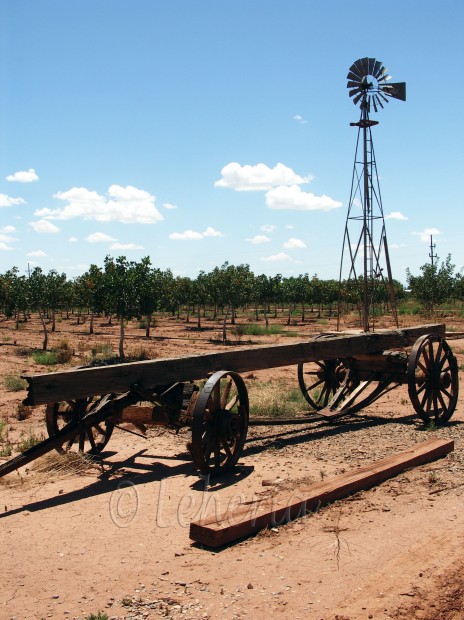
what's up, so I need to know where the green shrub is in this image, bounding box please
[0,442,12,457]
[248,381,307,418]
[3,374,28,392]
[54,339,73,363]
[0,418,7,442]
[18,430,46,451]
[32,351,58,365]
[86,613,109,620]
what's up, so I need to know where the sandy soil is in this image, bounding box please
[0,313,463,620]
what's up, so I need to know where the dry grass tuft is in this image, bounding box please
[30,451,100,479]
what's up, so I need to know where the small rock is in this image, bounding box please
[247,583,254,589]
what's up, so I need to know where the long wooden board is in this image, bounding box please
[22,324,444,405]
[189,437,454,548]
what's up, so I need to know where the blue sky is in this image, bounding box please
[1,0,463,284]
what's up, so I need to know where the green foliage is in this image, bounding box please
[0,418,7,441]
[18,430,46,451]
[248,381,308,418]
[32,351,58,365]
[3,374,28,391]
[406,255,455,312]
[86,613,109,620]
[0,442,12,457]
[233,324,283,336]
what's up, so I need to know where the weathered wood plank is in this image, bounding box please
[22,324,445,405]
[189,437,454,548]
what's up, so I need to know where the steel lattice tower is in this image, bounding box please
[337,57,406,332]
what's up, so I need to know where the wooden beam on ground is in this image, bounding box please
[189,437,453,548]
[22,324,445,405]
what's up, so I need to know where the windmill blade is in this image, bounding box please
[378,91,389,104]
[367,58,376,75]
[353,92,364,106]
[348,80,362,89]
[372,60,383,78]
[353,59,366,77]
[383,82,406,101]
[372,96,378,113]
[378,67,390,83]
[349,62,364,79]
[349,87,362,98]
[374,94,384,109]
[347,71,362,82]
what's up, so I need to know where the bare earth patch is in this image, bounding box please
[0,313,463,619]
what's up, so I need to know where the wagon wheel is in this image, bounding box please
[46,395,114,455]
[407,334,459,424]
[297,359,350,410]
[190,370,249,476]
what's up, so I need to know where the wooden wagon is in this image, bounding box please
[0,323,458,479]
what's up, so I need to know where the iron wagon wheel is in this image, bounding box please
[46,395,114,455]
[190,370,249,476]
[297,359,350,410]
[407,334,459,424]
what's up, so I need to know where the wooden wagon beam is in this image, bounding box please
[189,437,454,548]
[22,324,445,406]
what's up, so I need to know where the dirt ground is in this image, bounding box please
[1,312,463,620]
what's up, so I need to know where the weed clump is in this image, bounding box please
[3,374,28,392]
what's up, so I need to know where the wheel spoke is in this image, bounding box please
[219,436,233,459]
[220,379,232,409]
[226,394,239,411]
[86,429,97,451]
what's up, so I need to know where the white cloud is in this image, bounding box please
[283,238,307,249]
[69,236,78,243]
[169,227,224,241]
[285,224,294,230]
[386,211,408,221]
[86,232,117,243]
[109,242,144,250]
[162,202,177,210]
[0,242,13,251]
[0,233,16,243]
[170,230,204,241]
[0,194,26,208]
[215,162,313,191]
[35,185,164,224]
[202,226,224,237]
[29,219,60,233]
[293,114,308,124]
[266,185,342,211]
[260,252,295,263]
[261,224,275,233]
[247,235,271,244]
[412,228,441,242]
[0,226,16,233]
[26,250,47,257]
[389,243,408,250]
[6,168,39,183]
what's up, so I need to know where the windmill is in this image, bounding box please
[337,57,406,332]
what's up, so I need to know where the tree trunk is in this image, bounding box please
[89,311,94,335]
[51,309,56,332]
[119,316,125,360]
[301,302,305,322]
[197,306,201,329]
[222,307,230,343]
[146,313,152,339]
[231,306,236,325]
[39,310,48,351]
[287,307,291,326]
[264,309,269,328]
